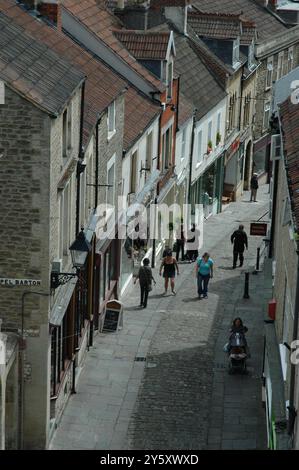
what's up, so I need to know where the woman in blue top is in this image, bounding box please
[195,252,214,298]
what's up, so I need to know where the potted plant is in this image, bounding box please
[207,140,213,154]
[216,131,221,146]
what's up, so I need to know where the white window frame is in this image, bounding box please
[207,120,213,147]
[196,129,203,166]
[167,60,173,100]
[248,42,254,69]
[270,134,281,161]
[146,131,153,172]
[288,47,294,73]
[263,101,271,131]
[181,127,186,161]
[130,150,138,194]
[108,101,116,139]
[232,37,240,68]
[265,57,273,89]
[277,52,284,80]
[107,154,116,206]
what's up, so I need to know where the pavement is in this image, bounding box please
[50,185,270,450]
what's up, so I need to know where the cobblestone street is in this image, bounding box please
[51,185,269,450]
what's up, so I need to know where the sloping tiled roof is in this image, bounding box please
[0,0,126,147]
[178,92,194,128]
[123,87,160,151]
[114,30,170,60]
[104,0,189,9]
[188,11,256,45]
[168,27,226,120]
[192,0,287,42]
[63,0,164,92]
[279,97,299,231]
[0,12,84,116]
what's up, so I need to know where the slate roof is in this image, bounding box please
[114,30,170,60]
[279,97,299,231]
[192,0,287,42]
[188,11,256,45]
[0,0,126,147]
[123,87,160,151]
[150,23,227,121]
[0,12,84,116]
[62,0,164,92]
[178,93,194,128]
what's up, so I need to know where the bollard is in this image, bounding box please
[256,247,260,271]
[243,272,250,299]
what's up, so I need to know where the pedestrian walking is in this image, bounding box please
[195,252,214,299]
[175,223,185,261]
[159,249,179,295]
[186,223,200,262]
[231,224,248,268]
[250,173,259,202]
[134,258,156,308]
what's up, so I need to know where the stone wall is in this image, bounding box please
[0,86,51,331]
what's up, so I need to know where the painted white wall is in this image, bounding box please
[122,116,160,199]
[175,116,193,190]
[191,97,227,184]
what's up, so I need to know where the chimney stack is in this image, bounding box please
[37,0,62,31]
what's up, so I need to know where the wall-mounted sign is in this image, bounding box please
[0,278,41,287]
[250,223,267,236]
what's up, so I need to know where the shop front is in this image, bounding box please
[190,155,224,218]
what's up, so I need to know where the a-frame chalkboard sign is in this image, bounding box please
[101,300,123,333]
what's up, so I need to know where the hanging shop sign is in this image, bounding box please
[250,223,267,236]
[0,278,41,287]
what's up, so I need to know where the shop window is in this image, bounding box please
[50,309,72,397]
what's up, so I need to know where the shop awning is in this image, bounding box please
[156,174,177,204]
[126,169,160,218]
[50,277,77,326]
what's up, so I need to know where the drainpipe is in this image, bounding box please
[76,82,86,235]
[188,111,196,206]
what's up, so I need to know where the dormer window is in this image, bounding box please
[232,37,240,68]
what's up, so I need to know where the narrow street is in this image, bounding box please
[50,185,269,450]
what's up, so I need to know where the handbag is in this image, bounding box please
[148,283,153,292]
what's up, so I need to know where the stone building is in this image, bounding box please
[194,0,299,182]
[266,92,299,449]
[0,10,85,448]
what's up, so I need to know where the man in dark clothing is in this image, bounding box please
[134,258,156,308]
[231,225,248,268]
[250,173,259,202]
[175,223,185,261]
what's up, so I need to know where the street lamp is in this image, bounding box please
[50,228,91,289]
[70,228,92,269]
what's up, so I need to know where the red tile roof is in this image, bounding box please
[123,87,160,151]
[63,0,164,92]
[0,0,126,147]
[114,30,170,60]
[279,98,299,231]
